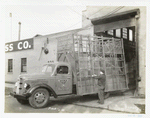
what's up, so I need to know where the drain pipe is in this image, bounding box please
[134,10,140,97]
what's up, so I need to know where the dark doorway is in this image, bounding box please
[95,26,136,90]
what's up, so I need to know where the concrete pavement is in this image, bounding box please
[5,82,145,114]
[73,93,145,114]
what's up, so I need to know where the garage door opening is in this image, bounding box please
[95,26,136,90]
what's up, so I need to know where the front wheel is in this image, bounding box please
[29,88,49,108]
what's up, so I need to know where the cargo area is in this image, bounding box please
[57,34,129,95]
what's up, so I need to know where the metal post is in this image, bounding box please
[10,13,12,41]
[18,22,21,40]
[134,13,140,97]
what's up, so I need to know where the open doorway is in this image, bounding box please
[95,26,136,90]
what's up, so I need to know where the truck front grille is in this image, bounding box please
[16,78,25,94]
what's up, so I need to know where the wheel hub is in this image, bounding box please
[34,92,46,103]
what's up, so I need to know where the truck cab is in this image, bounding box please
[51,62,73,95]
[10,62,73,108]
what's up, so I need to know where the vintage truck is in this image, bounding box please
[10,34,128,108]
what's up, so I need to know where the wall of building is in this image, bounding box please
[5,36,57,82]
[77,26,94,36]
[5,29,82,83]
[137,7,146,95]
[5,48,34,82]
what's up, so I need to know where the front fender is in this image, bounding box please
[27,84,57,98]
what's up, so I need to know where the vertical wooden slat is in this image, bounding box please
[91,37,96,92]
[89,36,94,93]
[72,34,78,90]
[112,37,117,90]
[77,35,82,94]
[102,36,107,90]
[121,38,129,89]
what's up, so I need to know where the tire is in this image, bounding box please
[17,99,28,104]
[29,88,49,108]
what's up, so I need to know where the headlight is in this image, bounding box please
[24,83,28,88]
[100,71,104,75]
[15,82,18,86]
[24,83,30,89]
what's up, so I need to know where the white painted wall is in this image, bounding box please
[5,36,57,82]
[5,29,80,83]
[137,7,146,95]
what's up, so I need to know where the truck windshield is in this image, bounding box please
[42,64,55,73]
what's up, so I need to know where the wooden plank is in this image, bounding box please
[121,38,129,88]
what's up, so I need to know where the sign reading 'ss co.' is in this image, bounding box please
[5,38,33,52]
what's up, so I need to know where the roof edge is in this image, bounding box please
[91,8,140,25]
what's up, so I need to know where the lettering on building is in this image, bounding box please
[5,38,34,52]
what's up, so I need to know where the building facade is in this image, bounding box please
[5,29,81,83]
[81,6,146,96]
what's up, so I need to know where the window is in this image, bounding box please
[123,28,127,39]
[8,59,13,72]
[129,29,133,41]
[107,30,113,36]
[116,29,121,38]
[57,66,68,74]
[42,64,55,73]
[21,58,27,72]
[47,66,52,72]
[47,65,55,73]
[42,65,47,73]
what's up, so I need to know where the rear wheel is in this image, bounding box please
[29,88,49,108]
[17,99,28,104]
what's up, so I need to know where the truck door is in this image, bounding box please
[55,65,72,95]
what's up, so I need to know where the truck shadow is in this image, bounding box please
[47,94,98,107]
[47,92,124,107]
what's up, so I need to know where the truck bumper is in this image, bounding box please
[10,92,31,100]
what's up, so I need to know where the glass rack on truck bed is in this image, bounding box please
[57,34,128,95]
